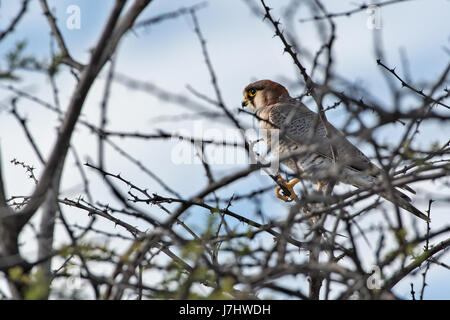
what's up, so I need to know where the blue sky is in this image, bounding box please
[0,0,449,299]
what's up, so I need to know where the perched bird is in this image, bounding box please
[241,79,429,221]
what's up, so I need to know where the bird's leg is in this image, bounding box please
[317,182,324,191]
[275,174,300,202]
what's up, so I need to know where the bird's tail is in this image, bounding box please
[350,177,429,221]
[381,189,429,222]
[347,169,428,221]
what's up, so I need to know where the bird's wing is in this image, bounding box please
[267,101,377,174]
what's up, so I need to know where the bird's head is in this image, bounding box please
[241,80,290,110]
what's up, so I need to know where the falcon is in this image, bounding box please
[241,79,429,221]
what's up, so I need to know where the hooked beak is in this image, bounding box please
[241,97,249,108]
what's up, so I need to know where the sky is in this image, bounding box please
[0,0,449,299]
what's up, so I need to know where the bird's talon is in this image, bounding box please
[275,186,291,202]
[275,177,300,202]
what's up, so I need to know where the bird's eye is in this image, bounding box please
[248,89,257,97]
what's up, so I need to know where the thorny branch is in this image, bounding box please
[0,0,448,300]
